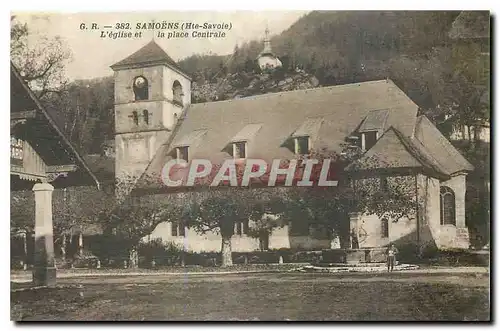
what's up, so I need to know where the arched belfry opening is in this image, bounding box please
[172,80,183,105]
[133,76,149,101]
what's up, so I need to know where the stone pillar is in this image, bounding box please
[454,176,467,229]
[78,233,84,255]
[32,182,56,286]
[21,231,28,270]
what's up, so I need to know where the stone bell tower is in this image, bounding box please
[110,40,191,182]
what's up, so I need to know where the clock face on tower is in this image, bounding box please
[134,76,146,89]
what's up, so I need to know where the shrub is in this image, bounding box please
[290,251,322,263]
[138,239,185,267]
[432,249,489,267]
[87,234,128,266]
[395,243,422,263]
[185,251,220,267]
[71,250,100,268]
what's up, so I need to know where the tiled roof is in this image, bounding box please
[135,79,420,190]
[173,129,208,148]
[345,127,441,176]
[111,41,187,76]
[413,115,474,175]
[10,63,99,188]
[292,118,324,138]
[230,124,263,142]
[346,116,474,178]
[358,109,389,132]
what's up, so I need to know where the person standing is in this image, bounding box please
[386,244,398,272]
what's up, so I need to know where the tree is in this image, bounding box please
[278,146,421,249]
[11,186,109,238]
[10,16,72,100]
[102,193,185,268]
[247,214,284,251]
[51,186,110,260]
[43,76,115,155]
[11,191,35,234]
[280,186,352,247]
[244,57,257,74]
[11,185,111,263]
[244,189,287,251]
[184,187,284,266]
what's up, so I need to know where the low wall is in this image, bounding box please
[322,248,387,264]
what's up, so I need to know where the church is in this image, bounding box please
[109,39,473,253]
[256,27,282,71]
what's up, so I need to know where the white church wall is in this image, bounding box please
[146,221,331,253]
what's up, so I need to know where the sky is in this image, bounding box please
[13,11,308,81]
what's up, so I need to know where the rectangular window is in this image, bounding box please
[235,220,249,236]
[177,146,189,162]
[132,111,139,125]
[143,110,150,125]
[171,222,186,237]
[362,131,378,150]
[243,220,249,234]
[11,137,23,166]
[381,218,389,238]
[295,136,309,155]
[233,141,246,159]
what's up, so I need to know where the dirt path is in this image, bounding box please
[12,273,490,321]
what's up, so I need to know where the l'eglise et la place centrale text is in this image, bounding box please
[100,30,227,39]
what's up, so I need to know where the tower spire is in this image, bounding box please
[152,18,156,41]
[256,23,282,71]
[262,25,272,54]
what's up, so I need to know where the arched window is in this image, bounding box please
[440,186,456,226]
[132,111,139,125]
[143,110,149,125]
[133,76,148,101]
[172,80,183,105]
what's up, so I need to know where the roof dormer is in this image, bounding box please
[226,123,262,159]
[287,117,324,155]
[356,109,389,151]
[171,129,208,161]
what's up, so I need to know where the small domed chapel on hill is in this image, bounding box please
[109,39,473,253]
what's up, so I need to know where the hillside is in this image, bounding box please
[192,69,320,103]
[43,10,488,156]
[179,11,462,108]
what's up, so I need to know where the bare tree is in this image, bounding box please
[10,16,72,99]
